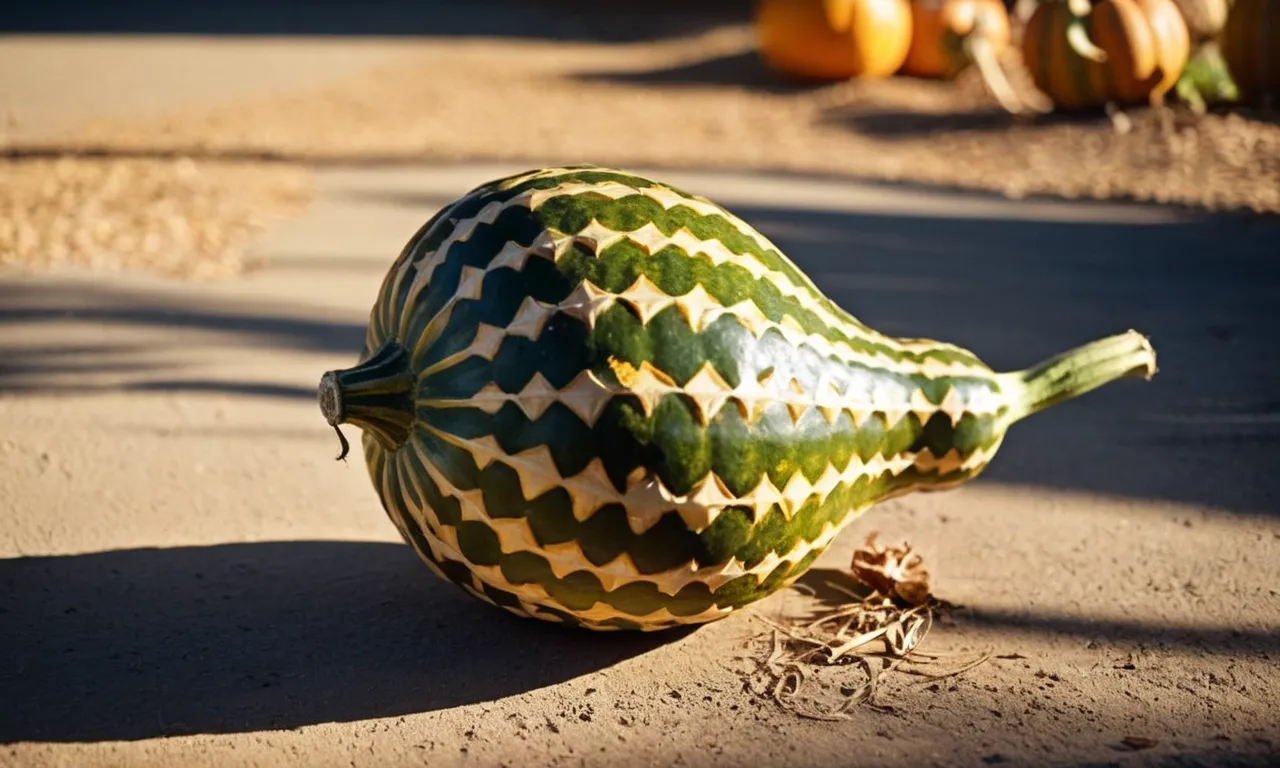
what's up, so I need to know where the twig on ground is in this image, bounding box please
[741,530,996,720]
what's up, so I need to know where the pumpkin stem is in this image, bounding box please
[318,339,417,459]
[964,32,1048,115]
[1065,0,1108,63]
[998,330,1157,425]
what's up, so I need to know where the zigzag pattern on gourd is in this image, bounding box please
[318,165,1157,632]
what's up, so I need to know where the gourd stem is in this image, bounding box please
[318,339,416,460]
[999,330,1157,425]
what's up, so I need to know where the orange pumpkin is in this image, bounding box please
[901,0,1012,78]
[900,0,1040,111]
[755,0,914,81]
[1022,0,1191,109]
[1220,0,1280,104]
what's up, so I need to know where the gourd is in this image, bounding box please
[318,165,1158,632]
[755,0,914,81]
[1220,0,1279,105]
[1022,0,1191,109]
[900,0,1040,113]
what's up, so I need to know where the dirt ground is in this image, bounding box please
[3,13,1279,283]
[11,27,1280,213]
[2,6,1279,767]
[4,160,1279,767]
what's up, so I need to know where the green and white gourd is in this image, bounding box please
[318,165,1157,632]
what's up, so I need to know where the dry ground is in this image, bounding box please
[3,162,1278,768]
[3,20,1278,282]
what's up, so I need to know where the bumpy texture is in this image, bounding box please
[334,166,1016,631]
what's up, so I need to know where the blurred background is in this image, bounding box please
[2,0,1275,281]
[5,0,1274,276]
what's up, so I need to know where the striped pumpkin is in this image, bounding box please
[1220,0,1280,104]
[1023,0,1192,109]
[319,165,1158,632]
[755,0,914,81]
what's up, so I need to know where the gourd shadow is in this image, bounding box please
[0,540,696,744]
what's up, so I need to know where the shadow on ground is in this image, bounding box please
[831,107,1026,138]
[0,280,366,399]
[796,568,1280,656]
[816,101,1261,140]
[4,543,1276,746]
[0,540,695,743]
[573,49,802,94]
[1,0,750,41]
[0,283,364,356]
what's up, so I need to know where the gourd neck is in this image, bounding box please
[998,330,1157,425]
[318,339,416,459]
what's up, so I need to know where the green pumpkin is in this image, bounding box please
[318,165,1157,632]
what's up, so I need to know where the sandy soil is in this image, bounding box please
[4,21,1277,286]
[3,164,1279,768]
[8,26,1280,215]
[0,156,311,278]
[3,19,1277,285]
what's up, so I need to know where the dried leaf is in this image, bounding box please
[849,531,933,606]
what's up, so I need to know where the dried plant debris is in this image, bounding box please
[849,531,932,607]
[0,157,311,280]
[742,532,992,720]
